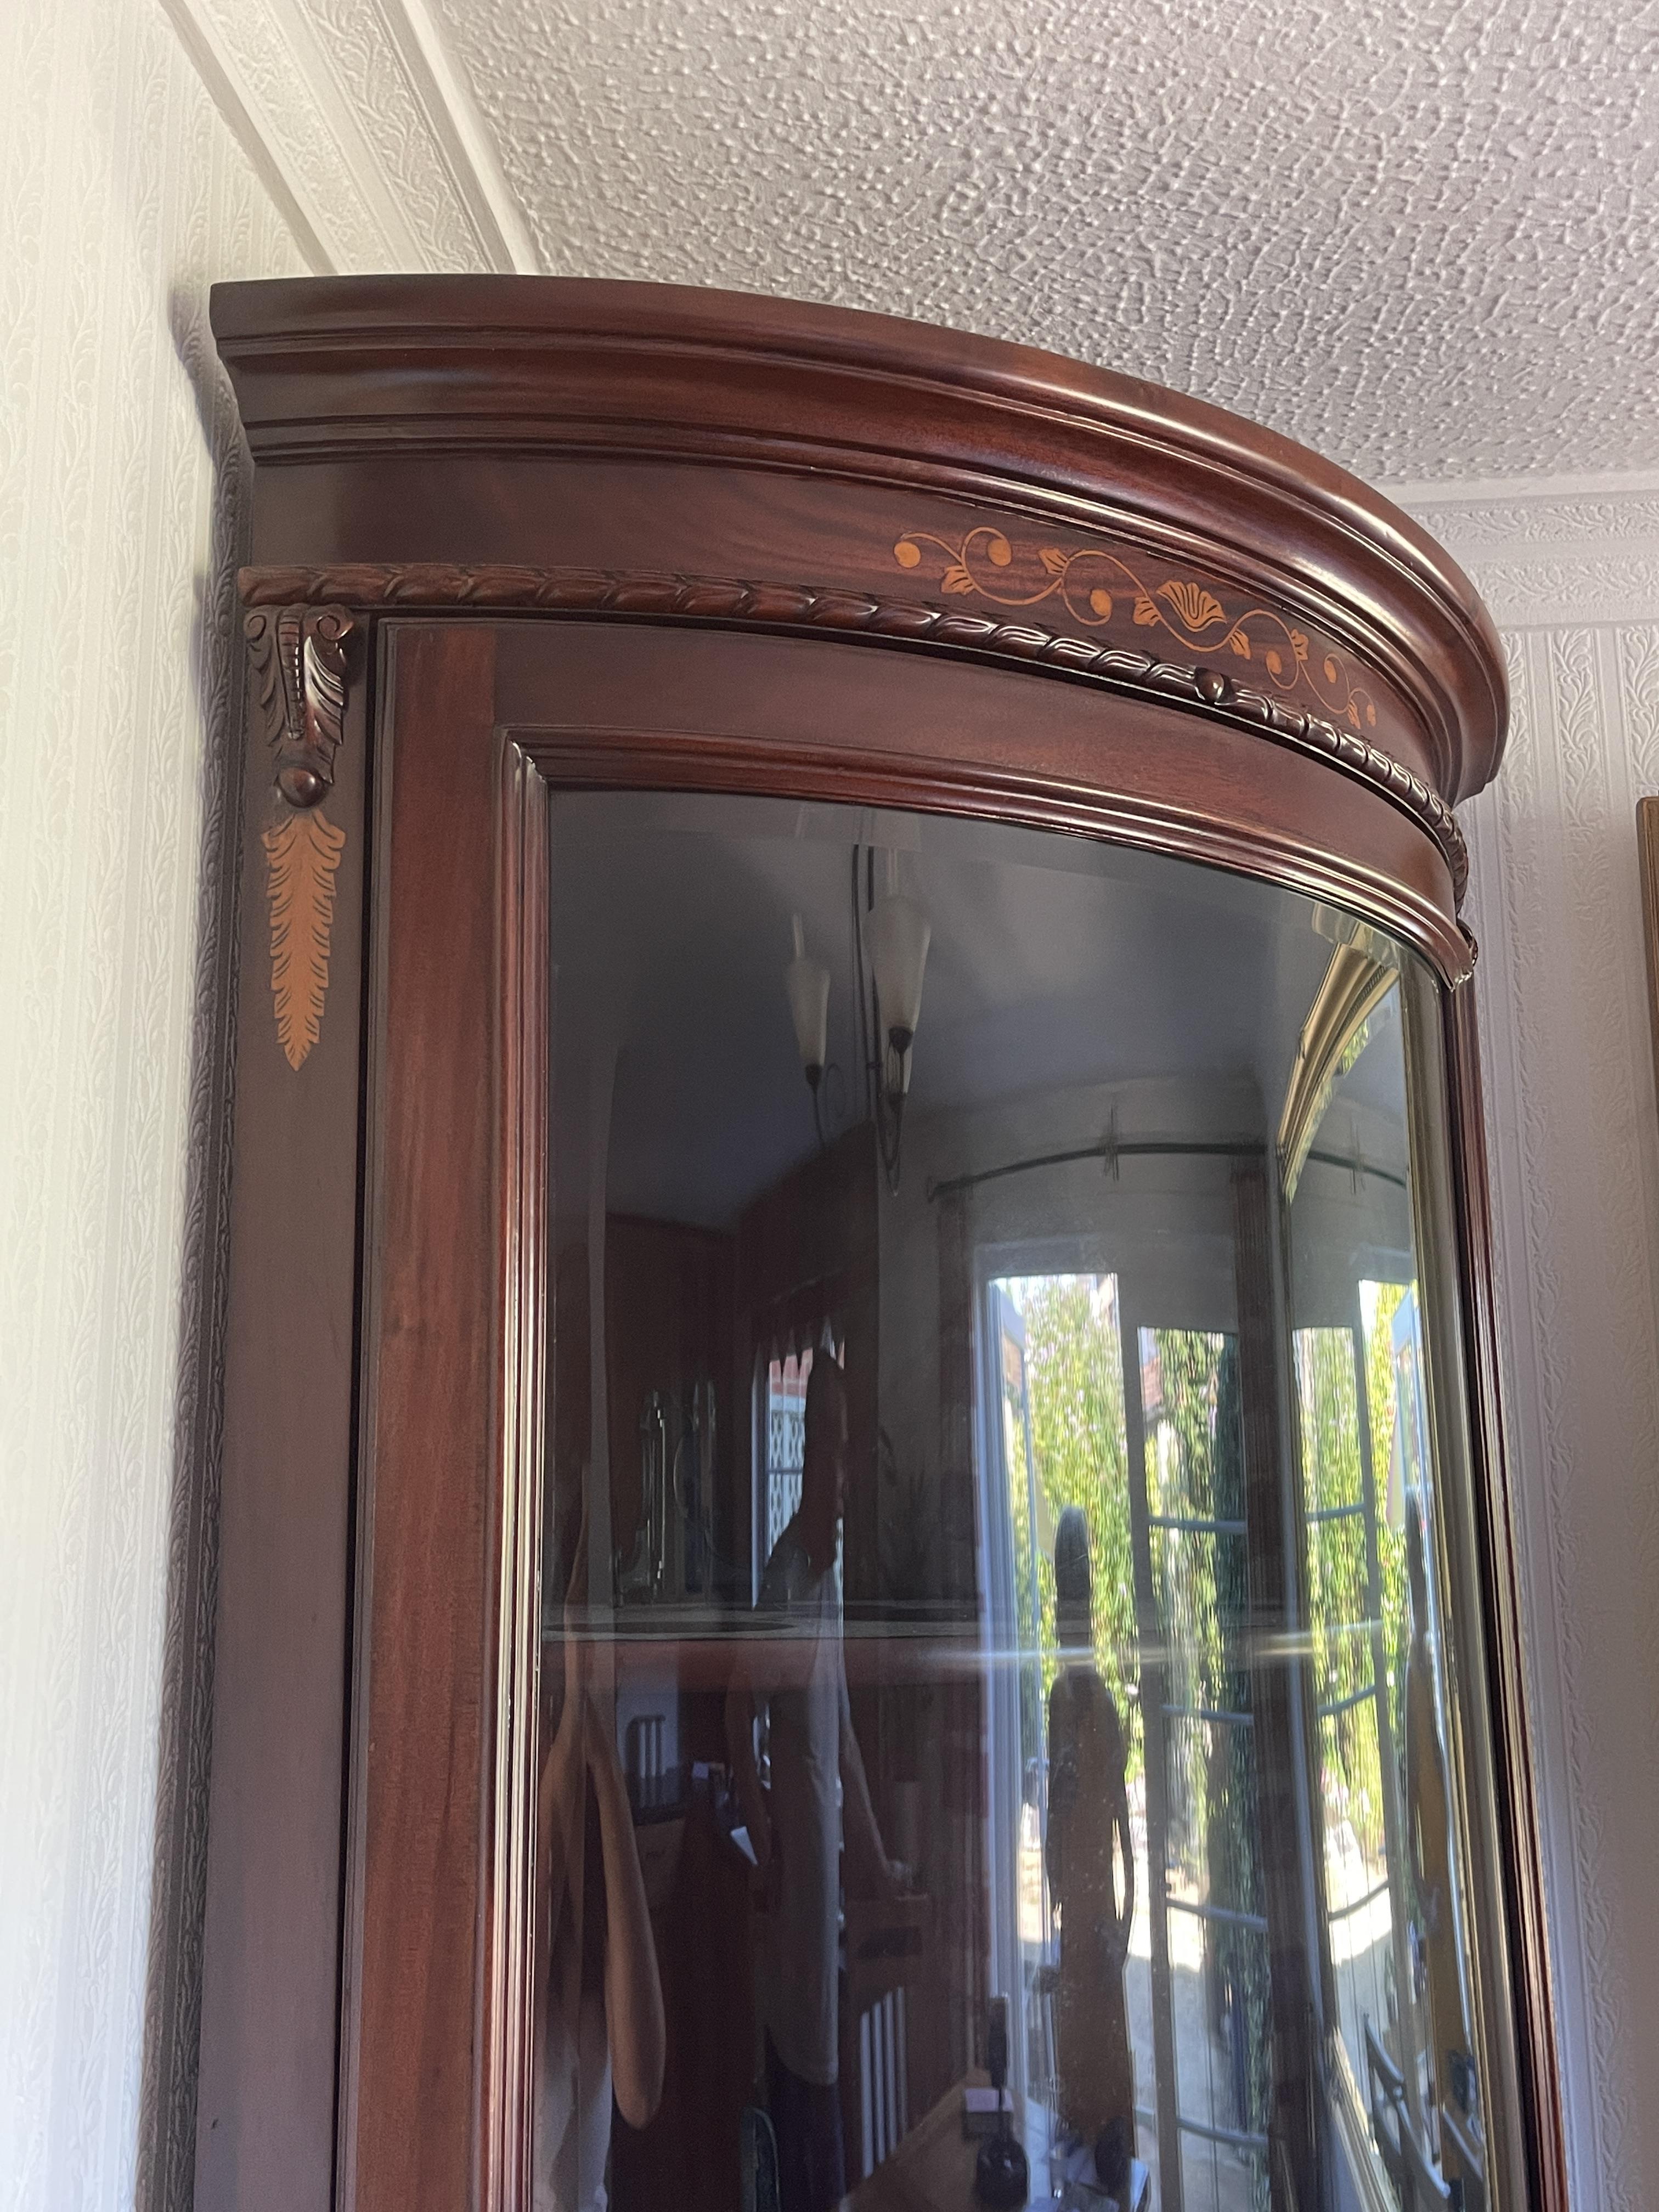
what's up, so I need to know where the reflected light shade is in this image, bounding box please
[785,913,831,1085]
[870,893,930,1047]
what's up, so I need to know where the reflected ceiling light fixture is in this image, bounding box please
[785,912,833,1148]
[855,847,932,1193]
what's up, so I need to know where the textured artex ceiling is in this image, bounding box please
[431,0,1658,483]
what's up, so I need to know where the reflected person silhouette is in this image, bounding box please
[535,1502,665,2212]
[1046,1505,1136,2192]
[726,1356,907,2212]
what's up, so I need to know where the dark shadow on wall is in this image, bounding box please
[134,282,256,2212]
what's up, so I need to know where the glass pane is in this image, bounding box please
[536,793,1512,2212]
[1142,1329,1271,2212]
[1284,963,1493,2212]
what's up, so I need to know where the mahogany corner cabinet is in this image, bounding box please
[196,278,1564,2212]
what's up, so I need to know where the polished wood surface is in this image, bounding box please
[487,620,1466,980]
[239,559,1471,913]
[194,657,367,2212]
[194,280,1562,2212]
[347,626,503,2212]
[207,273,1502,977]
[1442,970,1571,2212]
[209,276,1503,814]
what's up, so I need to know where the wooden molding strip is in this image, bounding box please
[1639,798,1659,1132]
[238,561,1470,902]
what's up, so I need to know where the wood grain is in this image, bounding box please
[1441,965,1571,2212]
[1638,797,1659,1134]
[198,279,1561,2212]
[208,274,1504,817]
[348,624,500,2212]
[194,635,368,2212]
[237,560,1470,904]
[492,619,1468,983]
[481,741,550,2212]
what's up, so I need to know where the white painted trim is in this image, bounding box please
[161,0,536,276]
[1379,471,1659,629]
[1380,465,1659,509]
[375,0,539,274]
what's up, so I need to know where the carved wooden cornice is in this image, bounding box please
[211,278,1510,812]
[238,560,1469,902]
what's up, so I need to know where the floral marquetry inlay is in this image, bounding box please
[893,527,1380,733]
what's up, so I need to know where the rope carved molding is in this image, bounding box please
[244,605,354,1069]
[238,567,1468,984]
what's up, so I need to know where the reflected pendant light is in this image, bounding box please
[868,880,930,1104]
[785,913,831,1090]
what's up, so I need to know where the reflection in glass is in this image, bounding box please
[537,794,1508,2212]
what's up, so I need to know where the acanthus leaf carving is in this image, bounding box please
[262,808,347,1071]
[244,603,355,808]
[245,602,356,1068]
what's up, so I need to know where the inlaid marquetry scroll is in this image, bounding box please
[893,527,1380,733]
[245,604,356,1069]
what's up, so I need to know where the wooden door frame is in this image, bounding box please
[331,610,1565,2212]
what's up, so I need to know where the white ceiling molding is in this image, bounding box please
[1397,473,1659,630]
[375,0,538,274]
[161,0,537,275]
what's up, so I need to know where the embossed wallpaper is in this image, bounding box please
[0,3,301,2209]
[1454,616,1659,2212]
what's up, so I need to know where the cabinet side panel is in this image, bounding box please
[353,624,500,2212]
[1443,977,1570,2212]
[195,666,368,2211]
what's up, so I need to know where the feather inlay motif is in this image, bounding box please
[263,807,346,1069]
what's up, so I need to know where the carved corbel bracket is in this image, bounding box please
[245,603,354,806]
[245,605,355,1070]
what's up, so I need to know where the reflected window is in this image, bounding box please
[764,1352,812,1572]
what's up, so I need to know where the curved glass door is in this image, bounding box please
[534,791,1508,2212]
